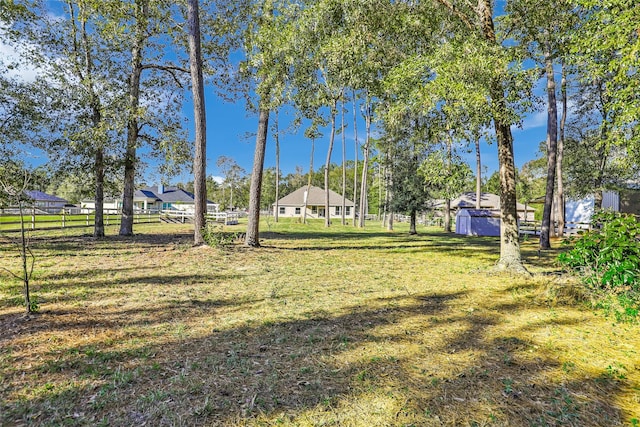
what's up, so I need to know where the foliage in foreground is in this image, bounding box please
[558,211,640,322]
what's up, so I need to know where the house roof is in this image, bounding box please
[277,185,354,207]
[135,186,215,204]
[24,190,67,203]
[450,192,528,211]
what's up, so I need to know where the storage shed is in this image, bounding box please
[455,209,500,237]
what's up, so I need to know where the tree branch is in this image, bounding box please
[433,0,475,31]
[141,64,189,87]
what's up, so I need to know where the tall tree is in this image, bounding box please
[503,0,576,249]
[187,0,207,245]
[434,0,531,272]
[2,0,127,238]
[118,0,191,236]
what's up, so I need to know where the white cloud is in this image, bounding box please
[0,31,40,82]
[516,110,547,132]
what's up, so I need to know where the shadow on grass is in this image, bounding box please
[1,290,626,426]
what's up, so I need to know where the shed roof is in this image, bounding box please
[277,185,354,207]
[456,209,499,217]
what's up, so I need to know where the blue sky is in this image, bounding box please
[181,86,549,185]
[4,0,550,187]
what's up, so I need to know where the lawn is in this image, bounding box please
[1,220,639,426]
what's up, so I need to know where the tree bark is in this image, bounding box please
[341,95,346,225]
[475,135,482,210]
[119,0,147,236]
[303,138,314,223]
[274,110,280,222]
[540,36,558,250]
[352,91,358,226]
[246,106,269,247]
[385,151,393,231]
[444,135,452,232]
[94,148,104,238]
[556,62,567,237]
[324,99,336,227]
[358,100,371,228]
[188,0,207,246]
[409,209,417,235]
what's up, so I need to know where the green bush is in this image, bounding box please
[202,222,244,248]
[558,211,640,320]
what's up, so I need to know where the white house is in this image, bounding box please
[274,185,355,219]
[81,185,218,213]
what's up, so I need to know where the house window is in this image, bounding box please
[279,207,285,214]
[295,207,301,215]
[311,206,318,214]
[345,206,351,215]
[334,206,340,215]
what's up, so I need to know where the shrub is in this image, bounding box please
[202,222,244,248]
[558,211,640,320]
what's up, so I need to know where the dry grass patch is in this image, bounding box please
[1,220,639,426]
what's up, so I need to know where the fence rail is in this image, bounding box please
[159,210,240,225]
[518,220,592,236]
[0,209,160,232]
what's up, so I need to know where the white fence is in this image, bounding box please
[160,210,241,225]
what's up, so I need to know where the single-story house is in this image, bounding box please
[23,190,69,213]
[274,185,355,218]
[449,192,534,221]
[81,185,218,213]
[455,209,501,237]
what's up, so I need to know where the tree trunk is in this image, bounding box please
[409,209,417,235]
[478,0,526,273]
[76,5,104,238]
[274,110,280,222]
[18,200,31,314]
[303,138,314,223]
[475,135,482,209]
[540,36,558,250]
[444,199,451,232]
[385,152,392,230]
[556,62,567,237]
[358,100,371,228]
[324,100,336,228]
[94,148,105,238]
[444,135,452,232]
[188,0,207,246]
[341,95,346,226]
[246,106,269,247]
[119,0,147,236]
[352,91,358,226]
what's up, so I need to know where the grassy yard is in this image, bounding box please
[1,220,639,426]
